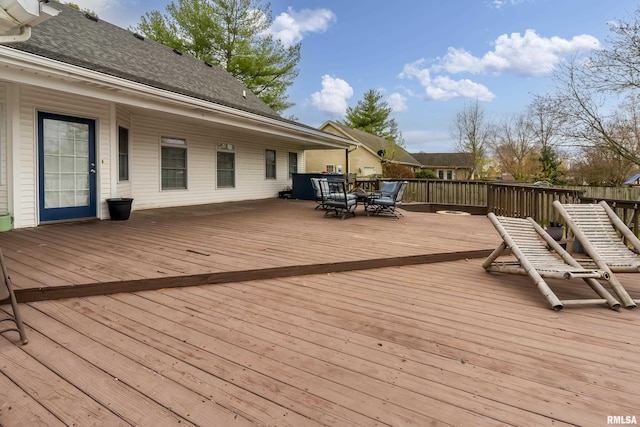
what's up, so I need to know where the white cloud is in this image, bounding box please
[400,61,495,101]
[490,0,527,9]
[399,60,432,86]
[270,7,336,47]
[310,75,353,116]
[387,93,408,112]
[400,29,600,102]
[426,76,495,101]
[438,29,601,76]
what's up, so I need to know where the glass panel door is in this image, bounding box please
[38,112,96,222]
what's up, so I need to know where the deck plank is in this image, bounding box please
[0,200,638,426]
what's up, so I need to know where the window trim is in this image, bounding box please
[216,143,235,189]
[160,136,188,190]
[118,126,129,182]
[265,149,276,180]
[288,152,298,179]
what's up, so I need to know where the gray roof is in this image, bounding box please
[327,122,422,167]
[410,152,473,168]
[7,1,280,119]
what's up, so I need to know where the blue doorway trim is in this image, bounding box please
[38,112,97,222]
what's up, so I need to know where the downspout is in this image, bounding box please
[346,144,358,184]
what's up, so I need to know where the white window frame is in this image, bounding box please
[217,143,235,189]
[288,152,298,179]
[118,126,129,182]
[160,136,188,190]
[265,149,276,180]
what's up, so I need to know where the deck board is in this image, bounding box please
[0,200,639,426]
[1,199,499,292]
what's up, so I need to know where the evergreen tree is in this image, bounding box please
[340,89,403,145]
[135,0,300,113]
[538,145,562,183]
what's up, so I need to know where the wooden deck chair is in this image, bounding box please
[483,213,620,311]
[553,200,640,309]
[0,248,27,344]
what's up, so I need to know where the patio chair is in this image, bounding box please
[310,177,327,210]
[483,213,620,311]
[368,181,408,218]
[0,248,28,344]
[321,180,357,219]
[553,200,640,309]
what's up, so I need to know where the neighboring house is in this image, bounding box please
[411,152,474,180]
[0,2,354,229]
[306,121,422,177]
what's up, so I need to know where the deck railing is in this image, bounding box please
[353,178,639,232]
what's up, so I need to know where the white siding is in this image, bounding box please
[6,84,310,227]
[17,85,112,227]
[129,113,303,210]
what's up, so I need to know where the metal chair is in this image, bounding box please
[0,248,28,344]
[321,180,357,219]
[368,181,408,218]
[310,177,327,210]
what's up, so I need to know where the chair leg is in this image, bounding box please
[0,249,27,345]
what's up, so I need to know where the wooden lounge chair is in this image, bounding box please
[483,213,620,311]
[0,248,28,344]
[553,200,640,309]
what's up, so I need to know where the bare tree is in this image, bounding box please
[491,113,537,181]
[451,100,494,179]
[569,144,637,186]
[527,95,566,183]
[548,8,640,167]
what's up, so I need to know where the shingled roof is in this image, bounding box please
[325,121,421,167]
[6,1,280,119]
[411,152,473,168]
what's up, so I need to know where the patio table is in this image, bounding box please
[354,191,380,213]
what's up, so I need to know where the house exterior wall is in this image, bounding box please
[14,84,112,227]
[1,82,306,228]
[348,147,382,177]
[126,113,303,210]
[305,149,347,174]
[308,124,382,177]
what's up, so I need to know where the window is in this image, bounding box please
[438,169,453,180]
[118,126,129,181]
[288,152,298,178]
[217,143,235,188]
[161,136,187,189]
[265,149,276,179]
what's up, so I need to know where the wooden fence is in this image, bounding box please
[354,178,639,233]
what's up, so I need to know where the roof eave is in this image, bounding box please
[0,46,355,149]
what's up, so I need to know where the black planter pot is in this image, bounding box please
[545,225,564,241]
[106,198,133,221]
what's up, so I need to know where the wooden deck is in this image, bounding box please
[0,199,639,426]
[0,199,497,301]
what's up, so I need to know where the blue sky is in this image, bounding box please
[71,0,640,153]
